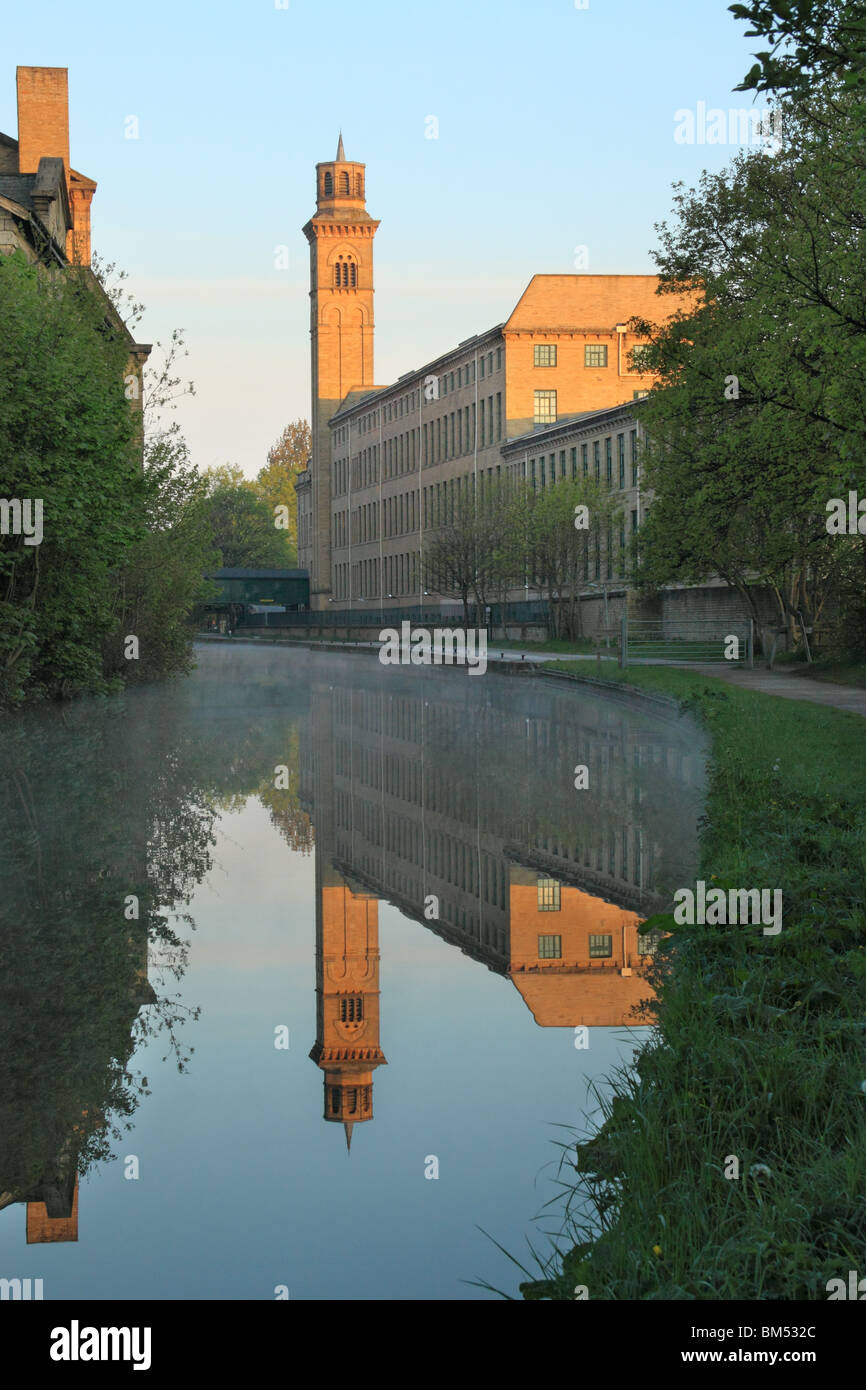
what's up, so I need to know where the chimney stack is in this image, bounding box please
[16,66,70,179]
[16,66,95,266]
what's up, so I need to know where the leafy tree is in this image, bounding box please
[528,478,620,638]
[253,420,311,563]
[104,435,218,684]
[730,0,866,97]
[0,253,144,704]
[203,471,295,569]
[631,88,866,650]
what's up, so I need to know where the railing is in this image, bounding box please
[238,597,551,631]
[620,616,754,668]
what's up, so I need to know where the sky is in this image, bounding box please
[2,0,776,476]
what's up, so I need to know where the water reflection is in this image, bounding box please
[0,646,705,1283]
[301,660,704,1147]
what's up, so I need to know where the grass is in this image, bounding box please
[802,661,866,689]
[770,651,866,688]
[518,661,866,1300]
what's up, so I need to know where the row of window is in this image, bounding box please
[525,430,640,488]
[333,782,510,911]
[537,934,614,959]
[332,340,649,445]
[532,344,652,369]
[333,498,640,593]
[332,348,505,443]
[332,395,504,496]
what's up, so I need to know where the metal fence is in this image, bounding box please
[239,597,550,631]
[620,616,754,667]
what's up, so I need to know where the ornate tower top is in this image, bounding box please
[313,134,371,218]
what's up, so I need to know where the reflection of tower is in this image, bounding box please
[26,1177,79,1244]
[309,860,386,1150]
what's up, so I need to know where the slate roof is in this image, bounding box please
[0,172,37,210]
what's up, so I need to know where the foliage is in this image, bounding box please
[0,253,144,705]
[632,86,866,651]
[202,470,296,569]
[254,420,311,563]
[104,434,219,685]
[730,0,866,97]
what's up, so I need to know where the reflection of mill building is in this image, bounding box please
[300,668,704,1142]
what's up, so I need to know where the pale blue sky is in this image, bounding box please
[2,0,772,474]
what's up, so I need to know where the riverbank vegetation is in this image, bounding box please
[0,252,216,708]
[519,661,866,1299]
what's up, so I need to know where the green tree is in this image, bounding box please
[0,253,144,705]
[105,435,218,684]
[204,470,295,569]
[632,88,866,650]
[253,420,311,563]
[731,0,866,97]
[529,478,620,638]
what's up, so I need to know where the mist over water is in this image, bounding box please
[0,642,707,1299]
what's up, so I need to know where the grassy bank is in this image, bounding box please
[522,662,866,1300]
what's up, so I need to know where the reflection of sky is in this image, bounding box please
[0,797,645,1301]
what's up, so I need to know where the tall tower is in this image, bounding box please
[309,862,386,1151]
[303,135,379,607]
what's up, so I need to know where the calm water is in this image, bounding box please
[0,644,706,1300]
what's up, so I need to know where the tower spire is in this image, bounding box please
[336,131,345,161]
[344,1121,354,1153]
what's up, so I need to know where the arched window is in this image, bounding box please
[355,173,363,197]
[334,258,356,288]
[323,171,333,196]
[339,171,350,196]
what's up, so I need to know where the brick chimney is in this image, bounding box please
[16,66,95,265]
[16,66,70,179]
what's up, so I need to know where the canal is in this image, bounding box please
[0,643,707,1300]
